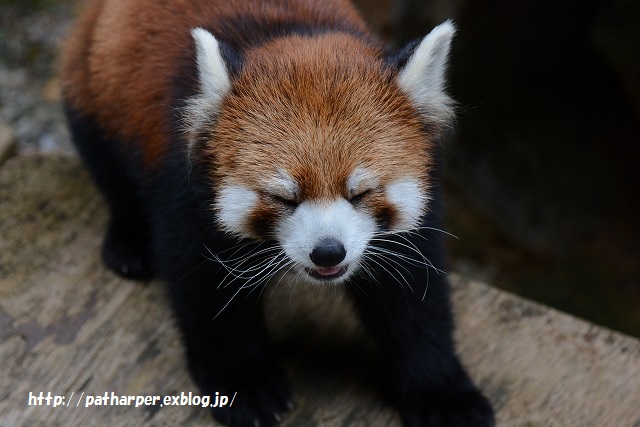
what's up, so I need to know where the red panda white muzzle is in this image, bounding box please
[276,196,378,284]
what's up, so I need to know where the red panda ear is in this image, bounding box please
[396,20,456,126]
[184,29,232,155]
[191,28,231,108]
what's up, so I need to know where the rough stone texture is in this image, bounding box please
[0,121,16,166]
[1,155,639,426]
[0,1,74,156]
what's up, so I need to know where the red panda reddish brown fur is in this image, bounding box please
[61,1,494,426]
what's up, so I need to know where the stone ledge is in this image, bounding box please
[1,155,639,426]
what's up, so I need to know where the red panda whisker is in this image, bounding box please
[241,254,290,292]
[361,252,411,291]
[212,246,284,273]
[389,234,448,276]
[210,244,279,263]
[368,237,432,268]
[265,260,299,302]
[221,250,288,289]
[376,228,430,242]
[167,258,209,290]
[255,259,297,301]
[361,253,413,293]
[219,259,278,294]
[366,243,436,300]
[365,243,416,266]
[213,248,282,274]
[212,252,282,289]
[213,254,288,319]
[284,267,311,305]
[370,234,446,276]
[365,249,421,284]
[212,284,244,320]
[419,226,459,239]
[208,254,271,286]
[390,226,459,240]
[213,240,270,261]
[366,246,424,274]
[423,265,431,301]
[364,252,426,291]
[356,259,378,284]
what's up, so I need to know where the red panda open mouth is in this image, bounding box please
[306,265,348,281]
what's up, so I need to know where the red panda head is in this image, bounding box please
[185,23,455,284]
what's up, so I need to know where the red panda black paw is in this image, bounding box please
[204,366,292,427]
[101,220,153,280]
[398,387,495,427]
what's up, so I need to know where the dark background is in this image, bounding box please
[1,0,639,336]
[354,0,640,336]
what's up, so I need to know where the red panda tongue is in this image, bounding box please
[314,266,342,276]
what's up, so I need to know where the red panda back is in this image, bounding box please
[60,0,370,168]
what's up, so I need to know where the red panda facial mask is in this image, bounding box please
[186,23,456,284]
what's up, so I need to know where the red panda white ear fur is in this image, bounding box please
[192,28,231,102]
[397,20,456,125]
[184,28,231,154]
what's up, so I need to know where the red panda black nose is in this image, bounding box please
[310,238,347,267]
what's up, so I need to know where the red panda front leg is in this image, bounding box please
[347,273,494,426]
[164,252,293,427]
[346,211,494,427]
[64,105,153,280]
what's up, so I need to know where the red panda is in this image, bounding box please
[61,0,494,426]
